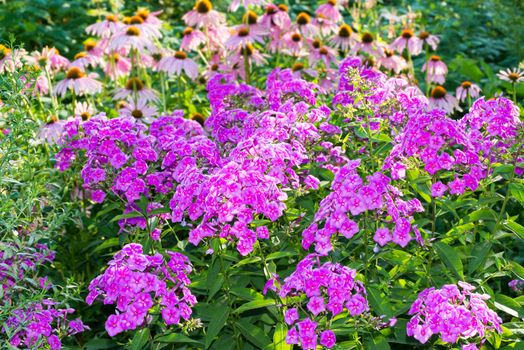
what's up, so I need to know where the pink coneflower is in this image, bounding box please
[417,31,439,51]
[0,45,26,73]
[314,14,338,36]
[391,28,421,55]
[123,15,162,39]
[104,53,131,79]
[183,0,225,28]
[86,14,124,38]
[422,55,447,84]
[202,54,222,80]
[114,77,158,102]
[109,26,156,54]
[20,71,49,96]
[231,43,267,69]
[29,46,69,71]
[208,25,231,51]
[229,0,266,12]
[120,97,158,124]
[158,51,199,79]
[70,51,98,69]
[294,12,318,37]
[281,32,307,56]
[309,45,337,67]
[75,102,95,121]
[456,81,481,102]
[259,4,291,30]
[181,27,207,51]
[429,86,461,114]
[378,49,406,74]
[135,8,163,26]
[330,24,356,51]
[37,116,64,144]
[225,25,265,50]
[353,32,385,58]
[316,0,342,23]
[497,67,524,83]
[290,62,318,79]
[54,66,102,97]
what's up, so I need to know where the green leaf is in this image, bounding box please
[236,321,271,349]
[434,242,464,280]
[494,295,524,318]
[510,261,524,280]
[90,238,120,255]
[234,299,276,314]
[155,333,202,344]
[110,211,142,222]
[85,339,117,349]
[232,256,262,268]
[129,328,150,350]
[509,183,524,204]
[363,335,391,350]
[273,323,291,350]
[367,286,393,317]
[467,242,492,275]
[505,220,524,240]
[266,251,298,261]
[205,303,230,349]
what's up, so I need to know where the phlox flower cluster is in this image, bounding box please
[86,243,197,336]
[264,254,368,349]
[460,96,522,163]
[303,159,424,254]
[508,279,524,293]
[384,106,484,197]
[4,301,88,350]
[407,282,502,348]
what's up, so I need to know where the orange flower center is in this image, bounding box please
[431,86,447,99]
[132,109,144,118]
[196,0,212,14]
[312,39,321,49]
[461,81,472,89]
[106,14,118,22]
[296,12,310,25]
[327,0,336,5]
[238,27,250,37]
[242,43,254,56]
[190,112,205,125]
[84,39,97,51]
[319,47,329,55]
[508,73,520,82]
[66,67,85,79]
[338,24,352,38]
[418,31,430,40]
[292,62,304,72]
[74,52,87,60]
[126,26,141,36]
[183,27,194,36]
[81,112,91,121]
[136,9,149,20]
[175,51,187,59]
[266,5,277,15]
[361,32,373,43]
[401,29,414,39]
[243,11,258,25]
[278,4,288,12]
[291,33,302,42]
[126,77,144,91]
[430,55,441,62]
[129,16,145,25]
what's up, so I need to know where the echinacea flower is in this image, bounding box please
[120,97,158,124]
[497,67,524,83]
[225,25,265,50]
[422,55,447,84]
[294,12,318,37]
[109,26,156,53]
[114,77,158,102]
[290,62,318,79]
[378,49,406,73]
[103,53,131,79]
[75,102,95,121]
[259,4,291,30]
[314,14,338,36]
[29,46,69,71]
[54,66,102,97]
[316,0,342,24]
[282,32,307,56]
[429,85,461,114]
[135,8,163,26]
[309,45,337,68]
[330,24,356,52]
[158,51,199,79]
[456,81,481,102]
[0,45,26,73]
[123,14,162,39]
[391,28,421,55]
[353,32,384,58]
[37,116,64,144]
[417,31,439,51]
[183,0,225,28]
[86,14,124,38]
[70,51,98,69]
[181,27,207,51]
